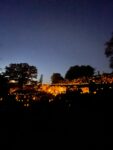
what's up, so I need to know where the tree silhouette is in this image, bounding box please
[65,65,95,80]
[0,74,9,98]
[4,63,37,88]
[105,32,113,68]
[51,73,64,84]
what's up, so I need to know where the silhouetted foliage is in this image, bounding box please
[3,63,37,88]
[65,65,95,80]
[105,32,113,68]
[0,74,9,97]
[51,73,64,84]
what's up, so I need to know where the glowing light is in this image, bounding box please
[24,103,29,107]
[0,97,3,101]
[81,87,89,93]
[93,91,97,94]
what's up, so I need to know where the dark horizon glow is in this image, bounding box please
[0,0,113,83]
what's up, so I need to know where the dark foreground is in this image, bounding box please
[0,92,112,149]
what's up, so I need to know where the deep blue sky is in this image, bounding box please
[0,0,113,83]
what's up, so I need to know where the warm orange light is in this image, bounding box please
[81,87,89,93]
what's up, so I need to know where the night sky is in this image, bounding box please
[0,0,113,83]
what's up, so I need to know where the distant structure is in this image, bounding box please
[39,74,43,84]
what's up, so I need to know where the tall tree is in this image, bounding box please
[105,32,113,68]
[65,65,95,80]
[51,73,64,84]
[4,63,37,88]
